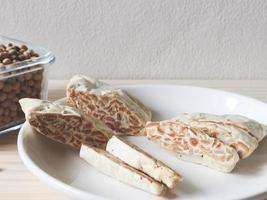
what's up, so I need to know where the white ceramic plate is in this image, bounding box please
[17,85,267,200]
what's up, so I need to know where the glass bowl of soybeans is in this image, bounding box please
[0,35,55,134]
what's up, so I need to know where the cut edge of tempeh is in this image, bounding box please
[145,120,240,173]
[19,98,113,149]
[106,135,182,188]
[66,75,152,136]
[80,143,167,196]
[171,113,259,159]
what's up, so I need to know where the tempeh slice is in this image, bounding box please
[172,113,259,159]
[80,144,167,196]
[222,114,267,141]
[66,75,152,136]
[106,136,182,188]
[145,120,240,173]
[19,98,113,149]
[178,113,267,141]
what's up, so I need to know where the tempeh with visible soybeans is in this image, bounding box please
[146,120,240,173]
[19,98,113,149]
[171,113,259,159]
[66,75,152,136]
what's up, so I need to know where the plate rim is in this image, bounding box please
[17,84,267,200]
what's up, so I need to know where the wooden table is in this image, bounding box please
[1,80,267,200]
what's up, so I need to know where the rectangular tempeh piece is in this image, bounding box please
[80,144,167,196]
[146,120,240,173]
[19,98,114,149]
[67,75,152,136]
[106,136,182,188]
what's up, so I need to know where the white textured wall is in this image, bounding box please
[1,0,267,79]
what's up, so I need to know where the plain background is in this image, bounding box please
[1,0,267,80]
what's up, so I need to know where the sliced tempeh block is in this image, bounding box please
[222,114,267,141]
[80,144,167,196]
[19,98,114,149]
[106,136,182,188]
[172,113,259,159]
[146,120,240,173]
[179,113,267,141]
[66,75,152,136]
